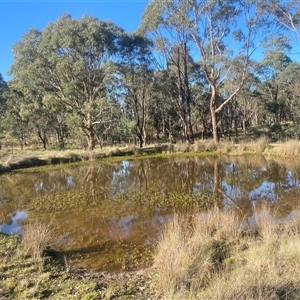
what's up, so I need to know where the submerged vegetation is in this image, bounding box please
[2,207,300,299]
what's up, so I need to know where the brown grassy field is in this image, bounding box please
[1,138,300,174]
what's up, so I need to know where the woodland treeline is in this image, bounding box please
[0,0,300,150]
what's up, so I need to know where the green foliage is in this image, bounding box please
[9,14,126,150]
[3,5,300,149]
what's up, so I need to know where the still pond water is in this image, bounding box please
[1,155,300,271]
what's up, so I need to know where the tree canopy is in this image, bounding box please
[2,3,300,150]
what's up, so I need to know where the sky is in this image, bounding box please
[0,0,150,81]
[1,1,299,83]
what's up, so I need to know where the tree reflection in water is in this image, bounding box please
[0,155,300,271]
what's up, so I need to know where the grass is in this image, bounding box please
[5,137,300,174]
[22,222,54,271]
[3,207,300,298]
[0,223,159,299]
[265,140,300,157]
[153,207,300,299]
[0,142,219,173]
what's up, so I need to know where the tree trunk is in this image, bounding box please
[84,114,96,151]
[142,126,147,147]
[55,128,65,150]
[242,119,246,136]
[210,87,219,144]
[86,129,95,150]
[186,119,194,144]
[213,159,220,196]
[37,129,47,150]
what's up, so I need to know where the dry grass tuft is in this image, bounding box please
[22,222,53,270]
[206,139,219,152]
[154,207,300,299]
[191,140,206,153]
[127,144,142,155]
[252,136,269,153]
[174,143,191,153]
[219,141,235,154]
[266,140,300,157]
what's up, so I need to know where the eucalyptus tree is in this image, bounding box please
[117,33,154,148]
[220,58,261,136]
[42,93,69,149]
[139,5,196,144]
[10,14,124,150]
[236,73,261,135]
[0,74,7,146]
[141,0,273,143]
[265,0,300,45]
[280,61,300,127]
[166,43,197,143]
[4,87,31,149]
[256,51,293,124]
[0,74,7,119]
[150,70,179,143]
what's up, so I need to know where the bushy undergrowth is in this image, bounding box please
[154,208,300,299]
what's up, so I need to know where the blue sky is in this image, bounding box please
[0,0,149,81]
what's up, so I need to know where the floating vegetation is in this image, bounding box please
[4,154,300,274]
[29,186,220,214]
[26,186,220,272]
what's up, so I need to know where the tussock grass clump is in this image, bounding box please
[191,140,206,153]
[238,142,247,152]
[219,140,235,154]
[266,140,300,157]
[154,208,300,299]
[22,222,53,270]
[167,143,175,153]
[174,143,191,153]
[252,136,269,153]
[206,139,219,152]
[127,144,142,155]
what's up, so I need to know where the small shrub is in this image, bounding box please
[219,141,234,154]
[238,142,246,152]
[83,292,98,300]
[282,140,299,156]
[174,143,191,153]
[127,144,141,155]
[167,144,175,153]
